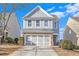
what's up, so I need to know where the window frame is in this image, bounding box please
[36,20,40,27]
[28,20,32,27]
[44,20,48,27]
[54,21,57,28]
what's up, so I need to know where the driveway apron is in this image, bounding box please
[10,46,58,56]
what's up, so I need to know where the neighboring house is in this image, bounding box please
[0,14,2,35]
[64,16,79,46]
[0,12,21,39]
[23,6,59,47]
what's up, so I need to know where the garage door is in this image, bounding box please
[25,35,51,46]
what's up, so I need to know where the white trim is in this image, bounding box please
[53,33,59,35]
[43,35,45,46]
[39,6,53,17]
[24,34,26,45]
[23,6,53,19]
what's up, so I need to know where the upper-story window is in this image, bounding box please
[44,20,48,27]
[28,20,32,27]
[36,20,40,27]
[54,21,57,28]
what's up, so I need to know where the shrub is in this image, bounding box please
[59,40,74,50]
[73,45,79,50]
[5,37,13,43]
[18,37,24,45]
[14,38,18,44]
[59,40,63,48]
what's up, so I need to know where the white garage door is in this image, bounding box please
[25,35,51,46]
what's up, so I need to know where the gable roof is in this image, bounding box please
[66,17,79,34]
[0,12,21,29]
[23,6,54,19]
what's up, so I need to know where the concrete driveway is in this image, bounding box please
[10,46,58,56]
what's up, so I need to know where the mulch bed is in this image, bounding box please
[0,43,22,56]
[52,46,79,56]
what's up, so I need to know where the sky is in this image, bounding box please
[0,3,79,39]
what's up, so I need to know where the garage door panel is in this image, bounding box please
[45,37,49,42]
[38,36,43,46]
[32,36,37,43]
[38,36,43,42]
[32,36,37,45]
[44,36,51,46]
[26,36,32,45]
[38,43,43,46]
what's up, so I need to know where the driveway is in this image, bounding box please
[10,46,58,56]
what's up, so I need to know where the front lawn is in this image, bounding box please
[0,43,22,55]
[52,46,79,56]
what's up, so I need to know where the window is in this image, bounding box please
[6,32,8,37]
[28,20,31,27]
[69,30,71,34]
[54,22,57,28]
[36,20,40,27]
[44,20,48,26]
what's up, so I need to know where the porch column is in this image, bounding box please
[51,34,53,46]
[24,34,26,45]
[49,35,51,46]
[31,35,32,45]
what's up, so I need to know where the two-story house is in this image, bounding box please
[23,6,59,47]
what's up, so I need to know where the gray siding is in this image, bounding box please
[7,13,20,39]
[64,25,77,45]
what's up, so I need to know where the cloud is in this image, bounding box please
[50,12,64,18]
[66,3,79,13]
[59,28,64,39]
[74,3,79,8]
[46,7,55,12]
[59,6,63,9]
[73,12,79,17]
[64,4,72,8]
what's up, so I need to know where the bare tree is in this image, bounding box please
[0,3,30,44]
[1,3,16,43]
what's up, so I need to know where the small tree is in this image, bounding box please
[14,38,18,44]
[59,40,74,50]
